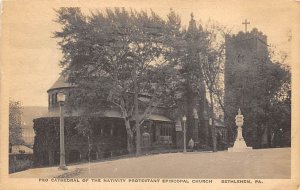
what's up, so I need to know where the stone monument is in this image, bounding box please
[228,108,252,152]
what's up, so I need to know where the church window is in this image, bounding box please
[54,93,58,105]
[152,123,156,142]
[51,94,55,107]
[159,123,172,144]
[160,125,168,136]
[48,94,51,108]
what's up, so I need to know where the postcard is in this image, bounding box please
[1,0,299,189]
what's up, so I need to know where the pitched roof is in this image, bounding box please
[47,75,74,92]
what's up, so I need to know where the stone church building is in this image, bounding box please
[34,74,228,166]
[33,75,180,166]
[33,15,228,167]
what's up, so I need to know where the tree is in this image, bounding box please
[198,21,230,151]
[204,20,233,113]
[199,54,220,152]
[9,100,24,145]
[54,8,176,155]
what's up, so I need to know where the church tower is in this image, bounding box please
[224,27,269,147]
[182,13,208,147]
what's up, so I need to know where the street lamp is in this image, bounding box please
[182,115,187,153]
[57,92,67,170]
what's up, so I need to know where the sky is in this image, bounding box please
[1,0,298,107]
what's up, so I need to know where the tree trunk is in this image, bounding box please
[209,91,217,152]
[127,133,134,154]
[124,119,134,154]
[134,62,141,156]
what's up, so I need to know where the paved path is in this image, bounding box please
[10,148,290,179]
[10,165,82,178]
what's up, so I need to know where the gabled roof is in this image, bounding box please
[47,75,74,92]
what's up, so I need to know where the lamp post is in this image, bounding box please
[182,115,187,153]
[57,92,67,170]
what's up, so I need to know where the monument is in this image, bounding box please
[228,108,252,152]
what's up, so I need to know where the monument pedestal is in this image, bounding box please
[228,109,252,152]
[228,125,252,152]
[228,136,252,152]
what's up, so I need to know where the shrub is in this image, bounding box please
[9,157,33,174]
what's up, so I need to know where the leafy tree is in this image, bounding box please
[204,20,233,114]
[248,60,291,148]
[9,100,24,145]
[260,61,291,147]
[263,42,291,147]
[54,8,176,155]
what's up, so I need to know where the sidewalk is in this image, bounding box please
[10,148,289,178]
[8,150,217,178]
[9,164,83,178]
[8,149,183,178]
[9,153,140,178]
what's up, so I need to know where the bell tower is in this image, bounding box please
[224,27,269,146]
